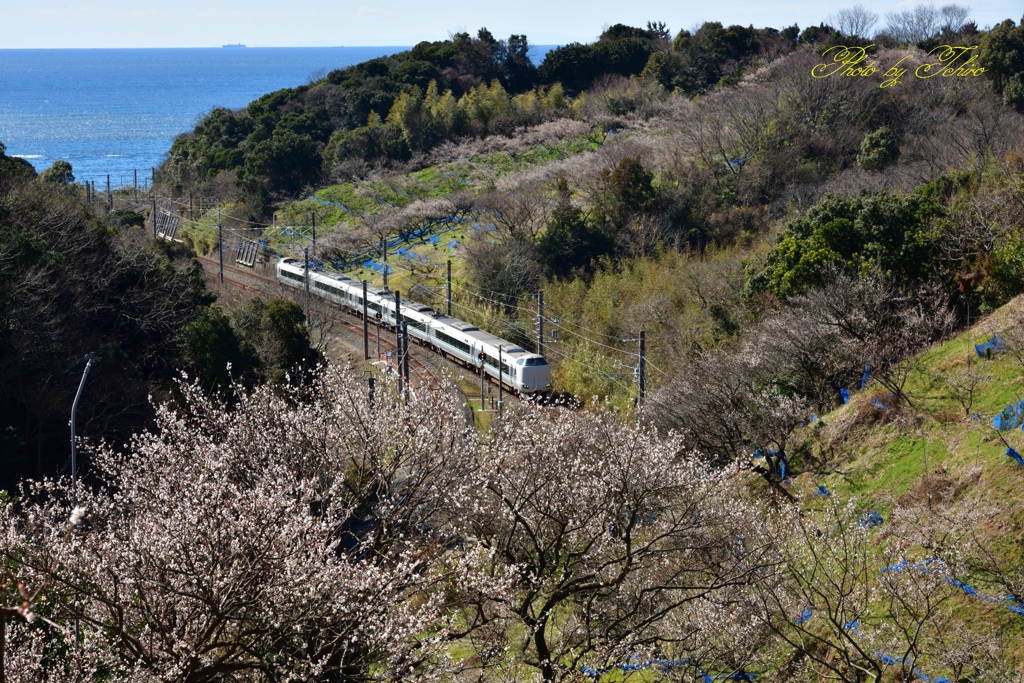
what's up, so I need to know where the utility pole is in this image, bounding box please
[218,207,224,286]
[152,201,157,239]
[85,180,90,204]
[189,192,193,220]
[498,345,504,418]
[446,259,452,316]
[363,280,369,360]
[537,290,545,356]
[638,330,646,406]
[133,169,138,201]
[480,353,485,410]
[106,175,112,212]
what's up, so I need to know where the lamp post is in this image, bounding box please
[70,354,99,504]
[70,352,97,649]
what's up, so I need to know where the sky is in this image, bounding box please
[2,0,1021,49]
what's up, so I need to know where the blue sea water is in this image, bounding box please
[0,45,557,188]
[0,47,407,187]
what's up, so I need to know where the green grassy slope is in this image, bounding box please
[790,296,1024,534]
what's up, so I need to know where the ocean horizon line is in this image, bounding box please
[0,45,414,51]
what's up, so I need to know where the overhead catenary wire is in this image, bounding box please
[404,285,636,389]
[642,358,670,379]
[423,283,657,389]
[453,280,629,339]
[541,344,637,395]
[446,281,637,357]
[207,206,658,391]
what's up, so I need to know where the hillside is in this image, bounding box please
[170,30,1024,408]
[716,294,1024,681]
[792,293,1024,519]
[7,12,1024,682]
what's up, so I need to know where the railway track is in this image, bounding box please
[193,253,514,405]
[195,255,278,291]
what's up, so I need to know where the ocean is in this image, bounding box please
[0,47,408,187]
[0,45,558,188]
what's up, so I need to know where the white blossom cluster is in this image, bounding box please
[2,363,1021,682]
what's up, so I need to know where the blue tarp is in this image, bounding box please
[840,388,850,404]
[975,335,1005,358]
[582,659,755,680]
[860,511,884,528]
[994,399,1024,430]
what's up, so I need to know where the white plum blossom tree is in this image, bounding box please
[0,367,487,683]
[451,404,768,682]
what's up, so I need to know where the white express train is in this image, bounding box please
[276,258,552,394]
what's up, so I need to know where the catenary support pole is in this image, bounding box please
[218,208,224,286]
[363,280,369,360]
[498,345,504,418]
[395,291,403,393]
[537,290,544,357]
[402,321,410,402]
[446,259,452,316]
[638,330,646,406]
[303,247,310,314]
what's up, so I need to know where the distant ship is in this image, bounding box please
[222,44,246,48]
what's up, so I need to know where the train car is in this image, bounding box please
[276,258,551,394]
